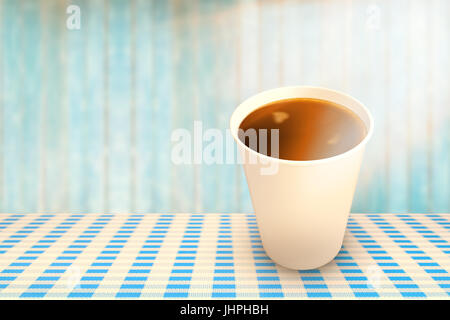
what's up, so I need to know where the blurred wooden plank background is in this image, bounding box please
[0,0,448,213]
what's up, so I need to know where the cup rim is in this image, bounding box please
[230,86,374,166]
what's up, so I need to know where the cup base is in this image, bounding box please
[263,243,343,271]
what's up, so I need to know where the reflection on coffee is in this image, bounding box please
[238,98,367,161]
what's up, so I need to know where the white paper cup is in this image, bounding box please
[230,86,374,270]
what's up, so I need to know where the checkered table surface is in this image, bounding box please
[0,213,448,299]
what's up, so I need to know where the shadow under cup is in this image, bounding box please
[230,86,374,270]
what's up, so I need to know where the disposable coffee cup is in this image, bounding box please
[230,86,374,270]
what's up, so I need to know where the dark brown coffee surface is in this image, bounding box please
[238,98,367,161]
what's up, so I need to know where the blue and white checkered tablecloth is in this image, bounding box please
[0,213,448,299]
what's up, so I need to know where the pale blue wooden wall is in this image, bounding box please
[0,0,448,213]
